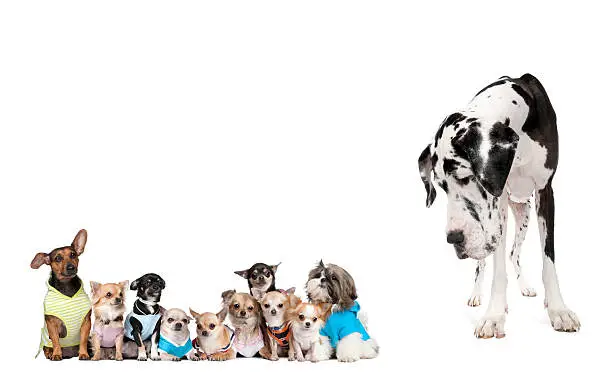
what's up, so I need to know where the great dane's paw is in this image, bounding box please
[521,287,537,297]
[467,294,481,307]
[548,308,580,332]
[475,314,506,339]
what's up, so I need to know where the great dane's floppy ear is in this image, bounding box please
[418,144,437,207]
[452,121,519,197]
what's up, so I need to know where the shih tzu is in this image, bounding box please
[305,260,379,362]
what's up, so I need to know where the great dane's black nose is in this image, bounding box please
[447,231,465,244]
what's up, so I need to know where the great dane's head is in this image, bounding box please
[418,113,519,260]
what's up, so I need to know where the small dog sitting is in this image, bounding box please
[306,261,379,362]
[90,281,128,361]
[221,290,271,359]
[123,273,165,360]
[151,308,193,361]
[234,262,281,296]
[31,229,92,361]
[253,288,301,361]
[288,302,331,362]
[189,308,236,361]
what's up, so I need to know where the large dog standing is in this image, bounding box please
[418,74,580,338]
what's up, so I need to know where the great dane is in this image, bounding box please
[418,74,580,338]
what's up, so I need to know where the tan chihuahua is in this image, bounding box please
[90,281,128,360]
[189,308,236,361]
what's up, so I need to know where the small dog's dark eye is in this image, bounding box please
[251,274,257,279]
[299,314,305,321]
[55,255,62,262]
[313,317,318,322]
[168,318,174,323]
[105,292,112,298]
[70,251,77,259]
[197,324,202,330]
[264,272,270,277]
[263,303,270,308]
[119,292,123,297]
[234,303,240,309]
[182,319,188,324]
[248,306,254,311]
[331,275,337,281]
[278,304,283,308]
[209,323,215,330]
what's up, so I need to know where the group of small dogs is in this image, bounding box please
[31,229,379,362]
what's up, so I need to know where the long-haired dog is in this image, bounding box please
[306,261,379,362]
[90,281,128,360]
[221,290,271,359]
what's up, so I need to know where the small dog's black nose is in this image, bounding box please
[447,231,465,244]
[271,309,277,315]
[115,298,122,304]
[66,263,75,271]
[175,322,182,329]
[240,310,246,317]
[305,322,311,328]
[202,331,209,337]
[258,276,263,281]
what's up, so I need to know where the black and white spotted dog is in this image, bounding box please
[418,74,580,338]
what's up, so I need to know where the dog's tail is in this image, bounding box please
[357,311,369,331]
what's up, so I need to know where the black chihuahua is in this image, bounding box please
[234,262,281,296]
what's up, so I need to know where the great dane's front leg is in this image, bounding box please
[467,260,485,307]
[536,184,580,332]
[475,195,508,339]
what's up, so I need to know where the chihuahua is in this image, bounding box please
[254,288,301,361]
[151,308,193,361]
[221,290,271,359]
[234,263,281,296]
[123,273,166,360]
[288,302,331,362]
[90,281,128,360]
[31,229,92,361]
[189,308,236,361]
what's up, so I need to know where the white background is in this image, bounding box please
[1,1,610,372]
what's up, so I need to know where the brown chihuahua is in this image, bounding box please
[90,281,128,361]
[31,229,92,361]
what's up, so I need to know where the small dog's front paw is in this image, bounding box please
[297,356,306,362]
[137,355,147,361]
[51,354,62,361]
[548,308,580,332]
[115,354,123,361]
[467,294,481,307]
[79,352,90,360]
[475,314,506,339]
[337,354,359,363]
[269,355,279,361]
[288,354,296,361]
[150,355,161,361]
[172,356,181,362]
[521,287,537,297]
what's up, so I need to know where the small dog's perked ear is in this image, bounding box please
[129,279,139,290]
[72,229,87,255]
[30,252,50,269]
[234,269,249,279]
[221,289,236,305]
[452,121,519,197]
[158,276,166,289]
[189,308,200,318]
[318,259,325,268]
[251,288,266,301]
[90,281,101,295]
[285,287,296,295]
[119,280,129,291]
[216,308,228,322]
[270,262,281,274]
[418,144,437,207]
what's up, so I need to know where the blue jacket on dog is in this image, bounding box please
[319,301,370,348]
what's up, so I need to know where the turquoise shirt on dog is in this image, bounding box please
[319,301,370,348]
